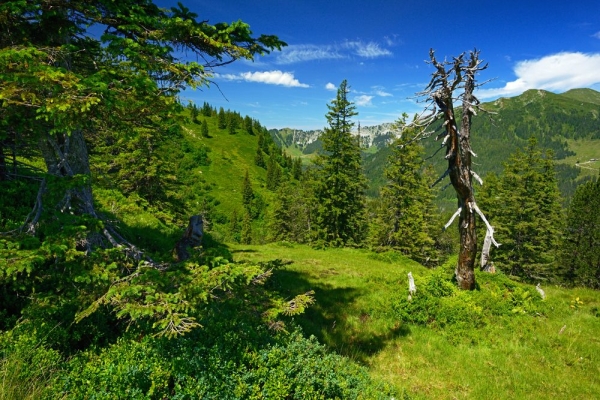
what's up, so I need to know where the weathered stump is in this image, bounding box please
[175,215,203,262]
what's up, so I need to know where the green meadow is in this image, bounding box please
[231,243,600,399]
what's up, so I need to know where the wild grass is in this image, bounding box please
[560,139,600,180]
[232,243,600,400]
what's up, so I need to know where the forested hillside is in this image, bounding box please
[272,88,600,201]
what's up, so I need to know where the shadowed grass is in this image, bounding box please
[232,243,600,399]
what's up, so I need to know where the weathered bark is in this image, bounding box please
[175,215,204,262]
[414,49,497,290]
[38,130,97,216]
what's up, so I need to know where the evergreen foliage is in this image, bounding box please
[266,155,282,191]
[268,179,315,243]
[218,107,227,129]
[200,119,210,137]
[314,80,367,246]
[478,137,563,281]
[242,170,254,212]
[560,174,600,288]
[241,210,253,244]
[369,115,438,265]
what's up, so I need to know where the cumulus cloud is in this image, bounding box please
[354,95,374,106]
[325,82,337,91]
[276,44,343,64]
[218,70,309,88]
[477,52,600,99]
[593,31,600,39]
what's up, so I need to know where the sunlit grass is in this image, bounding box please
[231,243,600,399]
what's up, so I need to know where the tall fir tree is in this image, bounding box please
[478,137,563,281]
[266,156,282,191]
[200,119,209,138]
[314,80,367,246]
[560,174,600,288]
[255,146,266,168]
[268,179,314,243]
[369,116,438,265]
[242,170,254,212]
[218,107,227,129]
[241,210,253,244]
[244,116,254,135]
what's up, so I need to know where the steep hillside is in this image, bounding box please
[364,88,600,202]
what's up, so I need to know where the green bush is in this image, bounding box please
[53,325,397,399]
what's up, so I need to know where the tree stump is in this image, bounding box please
[175,215,203,262]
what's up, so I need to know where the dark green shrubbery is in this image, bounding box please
[51,322,397,399]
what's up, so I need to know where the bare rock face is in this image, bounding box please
[175,215,203,262]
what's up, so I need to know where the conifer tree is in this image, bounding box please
[227,115,237,135]
[266,156,281,191]
[478,137,563,281]
[218,107,227,129]
[200,119,209,138]
[560,174,600,288]
[268,180,314,243]
[201,101,213,117]
[244,116,254,135]
[242,170,254,212]
[314,80,367,246]
[241,210,253,244]
[229,208,241,243]
[292,157,303,180]
[255,147,266,168]
[189,103,199,122]
[369,115,437,265]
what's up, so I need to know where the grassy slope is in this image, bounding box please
[231,243,600,400]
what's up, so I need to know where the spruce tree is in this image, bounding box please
[241,210,253,244]
[560,174,600,288]
[314,80,367,246]
[242,170,254,212]
[218,107,227,129]
[268,179,314,243]
[478,137,563,281]
[255,147,266,168]
[369,116,437,265]
[266,156,281,191]
[244,116,254,135]
[200,119,209,138]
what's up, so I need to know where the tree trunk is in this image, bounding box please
[38,130,97,217]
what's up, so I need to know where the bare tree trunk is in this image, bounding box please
[413,49,497,290]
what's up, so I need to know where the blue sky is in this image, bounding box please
[160,0,600,130]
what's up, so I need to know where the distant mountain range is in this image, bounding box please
[270,88,600,203]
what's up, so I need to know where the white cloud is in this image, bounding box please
[276,44,343,64]
[344,40,392,58]
[373,87,393,97]
[592,31,600,39]
[275,41,392,64]
[325,82,337,91]
[218,70,309,88]
[354,95,374,106]
[477,52,600,99]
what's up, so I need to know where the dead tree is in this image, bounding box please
[412,49,499,290]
